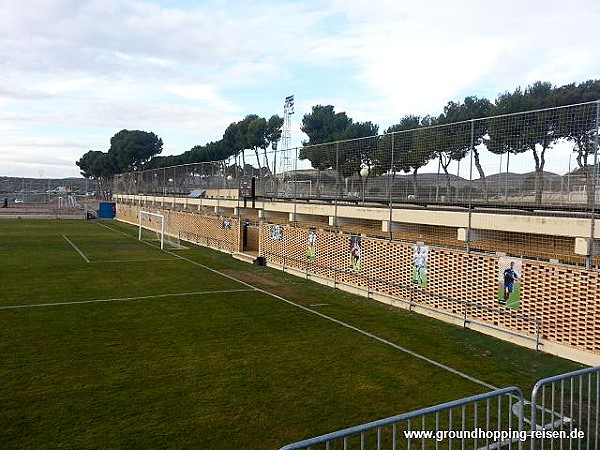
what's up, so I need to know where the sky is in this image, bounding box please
[1,0,599,179]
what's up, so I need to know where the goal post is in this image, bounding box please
[139,211,165,249]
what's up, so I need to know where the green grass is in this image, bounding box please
[497,283,521,309]
[0,220,583,449]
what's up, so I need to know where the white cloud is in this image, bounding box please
[317,0,599,111]
[0,0,598,178]
[0,136,93,178]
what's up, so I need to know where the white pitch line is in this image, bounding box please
[63,234,90,263]
[159,244,498,390]
[89,258,174,264]
[96,222,497,390]
[256,286,499,390]
[0,289,255,310]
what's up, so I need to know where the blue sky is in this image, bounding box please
[1,0,599,178]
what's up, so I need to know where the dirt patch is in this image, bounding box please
[221,268,302,299]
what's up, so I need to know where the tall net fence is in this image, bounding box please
[114,102,599,212]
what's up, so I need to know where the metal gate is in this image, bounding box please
[529,366,599,450]
[279,367,600,450]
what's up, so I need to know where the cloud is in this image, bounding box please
[315,0,600,122]
[0,0,598,178]
[0,136,93,178]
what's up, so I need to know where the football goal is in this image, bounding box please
[138,211,187,250]
[139,211,165,249]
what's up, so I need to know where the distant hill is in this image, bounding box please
[387,171,562,190]
[283,169,568,194]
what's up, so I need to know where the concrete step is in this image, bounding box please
[232,252,258,264]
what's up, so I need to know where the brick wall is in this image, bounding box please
[116,204,600,359]
[117,203,240,253]
[260,223,600,358]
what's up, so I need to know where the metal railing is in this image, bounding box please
[529,366,600,450]
[279,387,525,450]
[279,367,600,450]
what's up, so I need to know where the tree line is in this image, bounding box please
[77,79,599,204]
[298,79,599,205]
[76,114,284,198]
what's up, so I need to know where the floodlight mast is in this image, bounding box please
[278,95,294,179]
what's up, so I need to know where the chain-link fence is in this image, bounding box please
[114,101,599,212]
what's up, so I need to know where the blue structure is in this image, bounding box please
[98,201,116,219]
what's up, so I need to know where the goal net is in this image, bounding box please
[139,211,165,249]
[138,211,187,250]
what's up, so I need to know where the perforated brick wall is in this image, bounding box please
[522,262,599,352]
[116,203,599,357]
[259,223,599,356]
[117,203,240,253]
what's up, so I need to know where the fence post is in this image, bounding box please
[529,366,600,450]
[586,100,600,269]
[467,119,475,253]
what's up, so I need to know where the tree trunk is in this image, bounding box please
[316,169,321,197]
[534,169,543,205]
[576,155,593,208]
[532,147,546,206]
[473,149,488,201]
[262,148,271,176]
[574,139,594,207]
[98,177,111,200]
[254,148,262,172]
[440,157,452,201]
[411,169,419,199]
[585,167,594,208]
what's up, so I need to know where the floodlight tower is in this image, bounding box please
[279,95,294,178]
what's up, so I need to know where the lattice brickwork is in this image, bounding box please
[260,224,599,355]
[116,204,240,253]
[168,209,240,253]
[523,262,599,352]
[116,204,599,357]
[116,203,138,225]
[390,224,461,249]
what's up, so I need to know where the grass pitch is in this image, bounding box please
[0,220,582,449]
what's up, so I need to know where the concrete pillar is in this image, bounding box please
[575,237,594,256]
[382,221,407,233]
[329,216,352,227]
[457,228,483,242]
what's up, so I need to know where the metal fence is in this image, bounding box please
[278,366,600,450]
[0,177,95,206]
[113,101,600,266]
[114,101,600,212]
[529,366,599,450]
[279,387,526,450]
